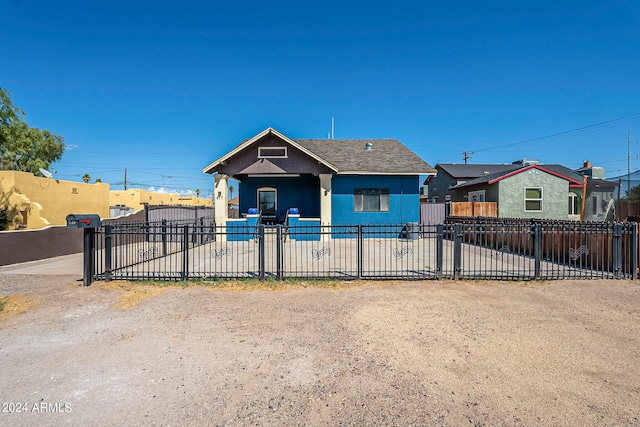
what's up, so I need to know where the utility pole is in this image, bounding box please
[628,132,631,197]
[459,151,474,164]
[124,167,127,190]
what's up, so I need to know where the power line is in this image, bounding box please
[473,112,640,153]
[459,151,474,164]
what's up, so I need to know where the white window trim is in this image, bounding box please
[258,146,288,158]
[353,188,390,212]
[468,190,485,202]
[524,187,543,212]
[568,193,580,217]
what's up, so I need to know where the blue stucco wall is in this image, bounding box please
[331,175,420,224]
[239,176,320,219]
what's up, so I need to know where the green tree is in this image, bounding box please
[0,205,9,231]
[195,189,201,197]
[0,87,65,174]
[626,184,640,201]
[0,187,18,231]
[229,184,235,199]
[95,178,102,183]
[82,173,91,183]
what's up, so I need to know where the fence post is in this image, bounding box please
[533,223,542,279]
[258,225,266,281]
[276,224,282,281]
[436,224,444,280]
[357,225,363,279]
[453,223,462,280]
[258,225,265,281]
[613,223,623,279]
[161,220,167,256]
[632,223,638,280]
[104,224,112,282]
[83,228,95,286]
[181,225,189,280]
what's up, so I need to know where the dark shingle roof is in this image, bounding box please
[295,139,436,174]
[451,164,584,190]
[203,128,436,175]
[449,168,520,189]
[437,163,519,179]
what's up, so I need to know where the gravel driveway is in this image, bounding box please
[1,256,639,426]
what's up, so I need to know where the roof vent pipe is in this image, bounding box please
[365,142,373,151]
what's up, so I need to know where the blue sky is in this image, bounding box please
[1,0,639,195]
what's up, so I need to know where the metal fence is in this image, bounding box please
[82,219,637,285]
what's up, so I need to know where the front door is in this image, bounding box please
[258,188,277,219]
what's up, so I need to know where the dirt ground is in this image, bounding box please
[1,266,639,426]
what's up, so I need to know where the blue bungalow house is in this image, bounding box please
[203,127,436,227]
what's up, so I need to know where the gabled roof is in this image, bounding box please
[202,127,335,174]
[203,127,436,175]
[451,164,584,190]
[436,163,520,179]
[295,138,435,175]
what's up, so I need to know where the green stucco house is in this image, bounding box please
[448,163,617,221]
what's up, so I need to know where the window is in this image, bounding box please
[568,193,580,216]
[258,147,287,158]
[19,210,27,228]
[354,188,389,212]
[257,188,277,217]
[524,188,543,212]
[468,190,485,202]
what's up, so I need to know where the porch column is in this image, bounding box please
[214,174,229,226]
[319,173,332,225]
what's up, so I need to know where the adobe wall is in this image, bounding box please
[0,171,212,230]
[110,188,213,209]
[0,170,110,230]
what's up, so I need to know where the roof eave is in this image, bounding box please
[203,127,340,174]
[338,170,436,175]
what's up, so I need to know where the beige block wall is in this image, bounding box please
[109,189,213,210]
[0,170,110,230]
[0,171,213,230]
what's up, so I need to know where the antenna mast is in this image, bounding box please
[331,117,335,139]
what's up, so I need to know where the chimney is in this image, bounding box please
[583,160,591,168]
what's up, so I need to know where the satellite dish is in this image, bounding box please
[39,168,56,179]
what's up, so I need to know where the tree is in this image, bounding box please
[0,187,18,231]
[0,87,65,174]
[82,173,91,183]
[95,178,102,183]
[626,184,640,201]
[195,189,201,197]
[229,185,235,199]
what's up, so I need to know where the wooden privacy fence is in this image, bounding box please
[616,199,640,221]
[446,216,637,277]
[450,202,498,217]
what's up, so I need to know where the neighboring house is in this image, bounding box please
[0,170,214,230]
[445,162,617,221]
[202,127,436,225]
[228,196,239,219]
[0,170,111,229]
[425,163,519,203]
